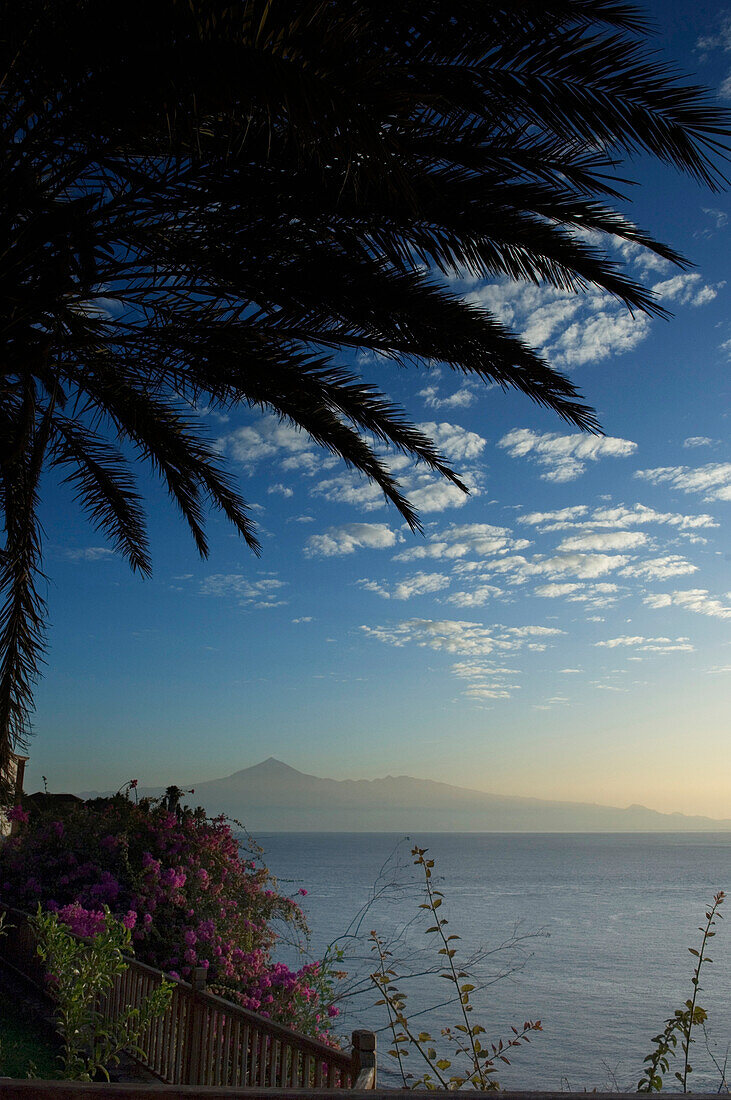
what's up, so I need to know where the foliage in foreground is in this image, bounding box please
[371,847,727,1092]
[371,846,541,1089]
[31,906,171,1081]
[639,891,726,1093]
[0,790,338,1042]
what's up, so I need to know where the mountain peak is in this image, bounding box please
[251,757,301,774]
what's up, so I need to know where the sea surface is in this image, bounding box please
[256,833,731,1092]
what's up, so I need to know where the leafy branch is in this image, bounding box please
[370,845,541,1090]
[639,891,725,1093]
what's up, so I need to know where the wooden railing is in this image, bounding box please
[0,905,375,1089]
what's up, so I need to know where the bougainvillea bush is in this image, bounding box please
[0,790,338,1041]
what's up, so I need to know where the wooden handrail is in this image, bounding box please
[183,984,353,1068]
[0,903,375,1089]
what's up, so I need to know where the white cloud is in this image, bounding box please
[683,437,716,449]
[643,589,731,620]
[357,572,451,600]
[499,428,636,482]
[361,618,561,657]
[200,573,288,608]
[361,619,562,701]
[552,308,651,366]
[447,585,504,607]
[518,502,718,532]
[595,635,694,653]
[465,279,652,366]
[635,463,731,503]
[556,531,648,553]
[219,416,314,466]
[311,472,385,512]
[481,552,630,582]
[652,273,723,307]
[394,522,529,562]
[267,483,293,498]
[619,556,698,581]
[64,547,116,562]
[533,582,619,606]
[534,582,582,598]
[281,452,339,476]
[407,478,474,514]
[417,422,487,462]
[305,523,400,557]
[518,506,589,528]
[310,458,477,516]
[418,385,477,409]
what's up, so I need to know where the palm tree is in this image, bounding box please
[1,0,729,769]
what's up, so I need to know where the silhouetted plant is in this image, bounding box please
[370,845,541,1089]
[639,891,725,1093]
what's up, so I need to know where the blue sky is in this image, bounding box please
[26,2,731,818]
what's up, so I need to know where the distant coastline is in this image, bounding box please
[79,758,731,834]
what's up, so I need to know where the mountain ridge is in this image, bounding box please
[78,758,731,832]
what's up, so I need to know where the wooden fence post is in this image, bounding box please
[351,1029,376,1089]
[182,967,208,1085]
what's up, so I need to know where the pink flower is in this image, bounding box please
[7,805,29,824]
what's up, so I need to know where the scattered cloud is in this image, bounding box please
[267,483,294,498]
[479,552,631,582]
[357,571,451,601]
[635,463,731,503]
[644,589,731,620]
[417,421,487,462]
[394,522,530,562]
[291,616,313,623]
[219,416,313,466]
[652,273,724,307]
[64,547,116,562]
[361,618,562,657]
[200,574,288,609]
[683,436,717,449]
[499,428,636,482]
[418,384,477,409]
[446,585,504,607]
[533,581,620,606]
[595,635,694,652]
[518,502,718,532]
[407,475,475,514]
[551,308,650,366]
[465,279,652,367]
[305,523,400,557]
[695,13,731,97]
[556,531,648,553]
[311,472,385,512]
[619,556,698,581]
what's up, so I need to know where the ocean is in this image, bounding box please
[257,832,731,1092]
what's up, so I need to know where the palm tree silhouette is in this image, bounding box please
[1,0,729,767]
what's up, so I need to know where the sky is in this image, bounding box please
[24,0,731,819]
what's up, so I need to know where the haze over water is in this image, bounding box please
[262,832,731,1092]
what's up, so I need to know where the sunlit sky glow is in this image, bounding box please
[27,0,731,820]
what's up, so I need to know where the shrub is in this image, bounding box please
[0,790,337,1041]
